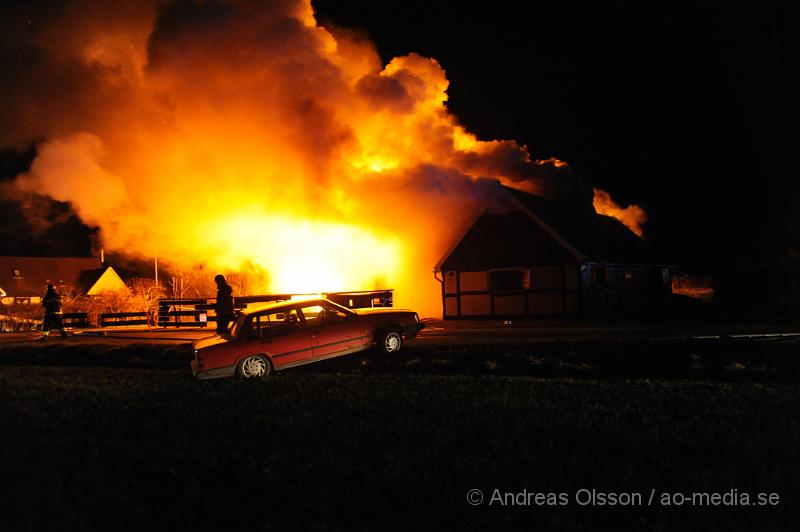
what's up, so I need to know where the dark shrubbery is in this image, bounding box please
[0,365,797,531]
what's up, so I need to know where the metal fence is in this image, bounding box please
[94,290,394,328]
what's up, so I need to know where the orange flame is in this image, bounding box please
[593,188,647,238]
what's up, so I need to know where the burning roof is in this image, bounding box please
[436,185,661,273]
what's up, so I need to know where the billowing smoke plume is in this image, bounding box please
[0,0,623,315]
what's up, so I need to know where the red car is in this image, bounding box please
[191,298,425,379]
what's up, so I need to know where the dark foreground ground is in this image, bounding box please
[0,342,798,531]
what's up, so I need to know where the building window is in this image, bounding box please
[625,269,634,287]
[592,266,607,287]
[12,269,22,279]
[490,269,530,292]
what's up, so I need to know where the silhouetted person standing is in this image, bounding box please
[214,274,235,334]
[42,284,67,338]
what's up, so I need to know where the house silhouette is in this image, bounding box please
[0,256,128,304]
[435,185,671,319]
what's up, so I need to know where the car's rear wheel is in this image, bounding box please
[377,328,403,354]
[237,355,271,378]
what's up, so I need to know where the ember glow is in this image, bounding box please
[672,274,715,302]
[2,0,642,315]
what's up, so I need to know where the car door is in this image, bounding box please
[299,302,367,359]
[247,308,312,368]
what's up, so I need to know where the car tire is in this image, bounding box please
[237,355,272,379]
[376,328,403,354]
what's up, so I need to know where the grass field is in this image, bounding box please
[1,348,798,531]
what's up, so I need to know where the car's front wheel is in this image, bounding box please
[377,328,403,354]
[237,355,272,379]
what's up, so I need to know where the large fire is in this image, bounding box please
[205,213,401,294]
[1,0,644,316]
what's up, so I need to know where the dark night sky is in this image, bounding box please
[314,1,800,283]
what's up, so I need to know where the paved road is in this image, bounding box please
[414,320,800,347]
[2,319,800,348]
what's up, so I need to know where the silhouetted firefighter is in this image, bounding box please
[42,284,67,338]
[214,274,235,334]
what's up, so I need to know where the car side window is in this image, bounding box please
[300,303,349,327]
[247,309,304,339]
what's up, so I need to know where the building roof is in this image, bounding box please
[86,266,129,295]
[0,256,105,297]
[504,186,660,264]
[437,210,576,272]
[436,185,664,272]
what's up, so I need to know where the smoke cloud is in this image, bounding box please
[1,0,604,315]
